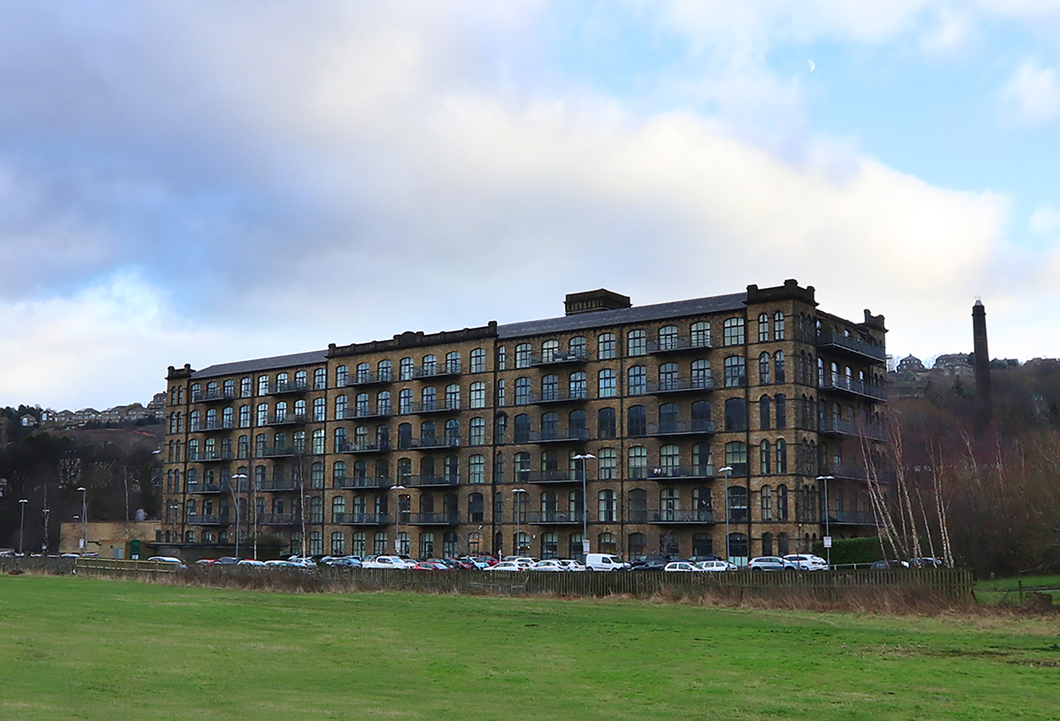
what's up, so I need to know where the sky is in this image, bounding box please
[1,1,1059,410]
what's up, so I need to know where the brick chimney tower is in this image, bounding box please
[972,300,992,429]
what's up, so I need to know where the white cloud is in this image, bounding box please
[999,61,1060,126]
[1029,206,1060,233]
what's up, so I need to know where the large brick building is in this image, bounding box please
[160,279,888,563]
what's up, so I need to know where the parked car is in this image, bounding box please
[630,555,676,571]
[908,557,946,568]
[870,559,910,569]
[530,560,567,572]
[663,561,696,572]
[748,556,798,571]
[784,554,828,571]
[557,559,586,572]
[412,561,450,571]
[323,556,362,568]
[362,555,414,569]
[237,559,266,568]
[147,556,187,569]
[214,556,240,565]
[484,560,528,572]
[585,553,630,571]
[693,560,736,572]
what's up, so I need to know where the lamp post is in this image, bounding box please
[511,488,527,556]
[390,485,406,556]
[573,454,595,561]
[816,475,835,569]
[41,507,50,554]
[718,466,734,563]
[77,486,87,552]
[232,473,248,560]
[18,499,28,554]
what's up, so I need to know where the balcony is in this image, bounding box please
[413,362,462,380]
[404,400,462,415]
[646,336,713,354]
[628,509,717,524]
[338,441,391,455]
[518,469,581,484]
[529,428,591,444]
[257,445,301,458]
[529,349,588,367]
[351,407,392,421]
[199,420,235,432]
[198,450,234,463]
[646,377,714,394]
[818,375,887,401]
[525,511,584,525]
[186,482,229,494]
[261,413,309,427]
[186,513,231,526]
[817,332,887,363]
[345,372,393,388]
[405,475,460,488]
[647,420,716,437]
[191,388,235,403]
[409,513,461,526]
[408,436,461,450]
[266,381,310,396]
[827,510,877,525]
[334,475,392,489]
[258,513,299,526]
[333,513,391,526]
[531,388,589,405]
[648,465,716,480]
[818,418,888,441]
[818,463,896,484]
[257,478,300,492]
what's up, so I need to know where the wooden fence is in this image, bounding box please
[60,559,974,603]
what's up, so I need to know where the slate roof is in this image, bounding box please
[192,350,328,380]
[496,292,748,339]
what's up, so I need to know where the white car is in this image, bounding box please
[784,554,828,571]
[530,560,567,572]
[237,559,267,568]
[484,560,529,572]
[748,556,798,571]
[362,555,415,569]
[557,559,586,572]
[663,561,696,572]
[693,560,736,572]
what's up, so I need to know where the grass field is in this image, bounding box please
[1,575,1058,720]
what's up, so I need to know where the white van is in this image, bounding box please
[584,553,630,571]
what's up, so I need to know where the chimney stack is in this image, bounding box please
[972,300,992,429]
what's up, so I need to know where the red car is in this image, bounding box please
[412,561,450,571]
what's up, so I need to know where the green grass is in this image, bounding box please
[974,575,1060,605]
[1,575,1058,720]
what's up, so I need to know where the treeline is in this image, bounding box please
[0,431,162,552]
[888,360,1060,577]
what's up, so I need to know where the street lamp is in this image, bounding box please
[232,473,248,560]
[18,499,28,554]
[41,508,50,554]
[816,475,835,569]
[718,466,734,563]
[573,454,595,561]
[77,487,87,552]
[390,485,406,556]
[511,488,527,556]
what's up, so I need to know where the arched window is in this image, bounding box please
[627,365,647,395]
[658,325,679,351]
[627,489,647,523]
[773,310,785,340]
[724,398,747,432]
[627,405,647,437]
[761,485,773,521]
[598,447,617,480]
[775,394,787,429]
[628,532,647,560]
[542,340,559,363]
[777,484,789,521]
[468,454,485,484]
[758,312,770,342]
[569,336,587,358]
[725,441,747,475]
[659,403,679,433]
[690,321,711,348]
[598,490,616,522]
[598,368,617,398]
[759,352,771,384]
[775,351,786,383]
[723,317,745,346]
[760,440,772,475]
[759,395,772,430]
[597,332,616,360]
[692,359,712,389]
[468,493,484,522]
[332,495,347,521]
[724,356,746,387]
[470,349,486,373]
[761,532,774,557]
[628,446,647,479]
[777,439,788,474]
[627,329,647,356]
[659,362,679,391]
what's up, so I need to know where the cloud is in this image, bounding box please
[999,61,1060,126]
[0,1,1056,408]
[1029,206,1060,234]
